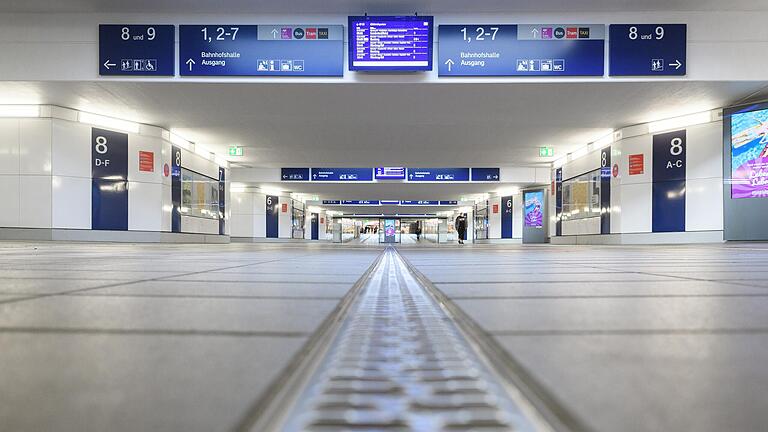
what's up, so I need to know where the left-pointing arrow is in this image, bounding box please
[103,60,116,70]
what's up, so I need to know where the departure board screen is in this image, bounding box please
[349,16,434,71]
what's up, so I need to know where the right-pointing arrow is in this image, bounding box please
[669,60,682,70]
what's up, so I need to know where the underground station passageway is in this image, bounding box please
[2,1,768,431]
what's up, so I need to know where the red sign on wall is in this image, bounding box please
[492,203,499,214]
[320,217,324,224]
[138,151,154,172]
[281,203,288,213]
[629,154,645,175]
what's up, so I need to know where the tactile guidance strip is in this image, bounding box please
[273,249,552,431]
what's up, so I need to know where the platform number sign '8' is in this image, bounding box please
[91,128,128,180]
[653,129,686,182]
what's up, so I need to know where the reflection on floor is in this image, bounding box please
[1,241,768,432]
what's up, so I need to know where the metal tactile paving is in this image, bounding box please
[278,250,548,432]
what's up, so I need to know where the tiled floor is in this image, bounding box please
[2,241,768,432]
[0,242,382,432]
[399,243,768,432]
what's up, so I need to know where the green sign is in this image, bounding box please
[539,147,554,157]
[228,146,244,157]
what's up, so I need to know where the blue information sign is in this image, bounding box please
[179,25,344,76]
[439,201,459,205]
[322,200,341,205]
[380,200,400,205]
[281,168,310,181]
[311,168,373,182]
[407,168,470,182]
[609,24,686,76]
[401,200,440,205]
[99,25,175,76]
[342,200,380,205]
[471,168,500,181]
[439,24,605,76]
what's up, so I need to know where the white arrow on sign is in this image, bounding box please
[531,28,540,38]
[271,28,279,39]
[103,60,116,70]
[668,60,682,70]
[186,58,195,71]
[445,58,455,71]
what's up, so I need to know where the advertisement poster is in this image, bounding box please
[524,191,544,228]
[731,107,768,199]
[384,219,397,243]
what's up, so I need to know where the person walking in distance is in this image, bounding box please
[455,213,467,245]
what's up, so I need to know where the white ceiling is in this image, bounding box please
[1,0,767,13]
[1,80,765,169]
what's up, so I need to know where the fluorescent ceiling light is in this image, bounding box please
[0,105,41,117]
[78,112,140,133]
[259,185,283,196]
[170,132,193,150]
[592,131,615,149]
[647,111,712,134]
[570,145,589,160]
[496,187,520,196]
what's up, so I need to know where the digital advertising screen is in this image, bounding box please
[349,16,434,71]
[730,106,768,199]
[524,191,544,228]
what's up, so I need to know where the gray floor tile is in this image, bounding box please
[495,334,768,432]
[0,332,307,432]
[0,296,341,333]
[86,280,355,298]
[454,297,768,333]
[0,279,119,294]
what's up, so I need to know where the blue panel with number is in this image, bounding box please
[438,24,605,76]
[439,201,459,205]
[99,25,175,76]
[322,200,341,205]
[281,168,310,181]
[311,168,373,182]
[609,24,686,76]
[407,168,470,182]
[471,168,500,181]
[179,25,344,76]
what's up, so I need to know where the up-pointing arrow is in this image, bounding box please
[271,28,279,39]
[445,58,455,72]
[532,28,540,38]
[186,58,195,71]
[103,59,116,70]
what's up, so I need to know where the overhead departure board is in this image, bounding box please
[349,16,434,71]
[438,24,605,76]
[609,24,686,76]
[179,25,344,76]
[99,25,175,76]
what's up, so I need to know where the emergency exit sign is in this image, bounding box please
[539,147,554,157]
[228,146,244,157]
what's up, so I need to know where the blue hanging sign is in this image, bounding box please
[281,168,310,181]
[407,168,470,182]
[471,168,500,181]
[438,24,605,76]
[609,24,686,76]
[311,168,373,182]
[179,25,344,76]
[99,25,175,76]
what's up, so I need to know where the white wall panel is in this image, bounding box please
[19,175,51,228]
[0,119,20,175]
[619,182,652,233]
[52,120,90,178]
[19,118,52,176]
[230,214,254,237]
[488,196,501,239]
[181,215,218,234]
[52,175,90,229]
[279,197,292,239]
[513,194,523,239]
[161,183,171,232]
[686,177,724,232]
[231,191,255,215]
[129,181,163,232]
[563,149,601,180]
[181,148,219,179]
[0,175,20,226]
[686,121,723,180]
[129,135,164,184]
[617,135,652,186]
